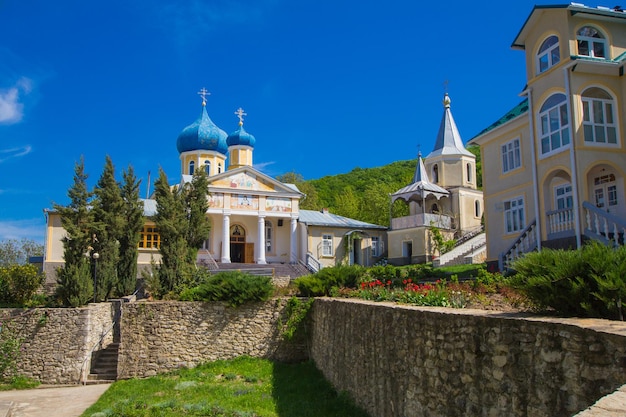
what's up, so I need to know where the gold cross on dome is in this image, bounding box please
[197,88,211,106]
[234,107,247,125]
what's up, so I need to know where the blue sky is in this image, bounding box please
[1,0,566,242]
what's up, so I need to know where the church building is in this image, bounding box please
[387,94,484,265]
[42,90,387,284]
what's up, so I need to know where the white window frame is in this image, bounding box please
[189,160,195,175]
[371,236,381,257]
[504,197,525,234]
[582,88,618,145]
[554,184,573,210]
[501,138,521,173]
[577,26,607,58]
[538,94,570,156]
[537,35,560,74]
[594,174,618,209]
[204,160,211,175]
[322,234,333,257]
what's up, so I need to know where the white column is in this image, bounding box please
[257,216,267,264]
[221,213,231,263]
[290,217,298,264]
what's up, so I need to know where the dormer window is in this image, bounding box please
[577,26,606,58]
[537,35,560,73]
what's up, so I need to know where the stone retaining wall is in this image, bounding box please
[309,298,626,417]
[2,302,114,384]
[117,299,307,379]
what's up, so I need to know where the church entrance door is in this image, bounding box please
[230,224,246,263]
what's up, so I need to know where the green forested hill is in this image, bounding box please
[276,145,481,227]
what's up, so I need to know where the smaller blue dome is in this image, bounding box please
[227,123,256,147]
[176,106,228,155]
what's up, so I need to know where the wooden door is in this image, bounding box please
[245,243,254,263]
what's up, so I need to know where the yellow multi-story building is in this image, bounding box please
[469,3,626,270]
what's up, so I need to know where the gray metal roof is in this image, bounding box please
[391,156,449,203]
[426,94,474,159]
[298,209,387,230]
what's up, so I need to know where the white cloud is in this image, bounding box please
[0,145,32,163]
[0,77,32,125]
[0,218,45,243]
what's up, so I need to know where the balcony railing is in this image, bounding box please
[546,207,575,240]
[500,219,537,270]
[391,213,452,230]
[583,202,626,245]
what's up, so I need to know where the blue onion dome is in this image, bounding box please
[227,107,256,147]
[176,104,228,155]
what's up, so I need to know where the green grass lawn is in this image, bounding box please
[81,357,370,417]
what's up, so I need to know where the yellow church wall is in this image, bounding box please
[180,152,226,176]
[44,212,66,263]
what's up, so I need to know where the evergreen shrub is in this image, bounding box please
[511,241,626,320]
[179,271,273,307]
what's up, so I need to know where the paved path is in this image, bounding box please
[0,384,110,417]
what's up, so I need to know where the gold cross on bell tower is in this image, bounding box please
[197,88,210,106]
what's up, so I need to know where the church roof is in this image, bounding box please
[391,155,449,203]
[227,107,256,147]
[426,94,473,158]
[298,209,387,230]
[176,101,228,155]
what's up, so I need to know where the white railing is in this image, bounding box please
[306,252,321,273]
[546,207,575,238]
[583,202,626,246]
[391,213,452,230]
[500,220,537,270]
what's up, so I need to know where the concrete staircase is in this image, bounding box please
[86,342,119,384]
[433,233,487,267]
[214,262,310,279]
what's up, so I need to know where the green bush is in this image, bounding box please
[511,242,626,319]
[294,265,366,296]
[179,271,273,307]
[0,264,44,306]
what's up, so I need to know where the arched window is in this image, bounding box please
[204,160,211,175]
[466,163,472,183]
[432,164,439,183]
[582,87,617,144]
[265,221,273,254]
[538,93,570,155]
[475,200,481,218]
[431,203,439,214]
[218,163,222,174]
[577,26,606,58]
[537,36,560,73]
[189,160,195,175]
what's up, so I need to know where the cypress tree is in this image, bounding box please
[183,168,211,263]
[54,157,94,307]
[117,165,143,296]
[92,156,125,301]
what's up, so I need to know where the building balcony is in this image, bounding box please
[391,213,452,231]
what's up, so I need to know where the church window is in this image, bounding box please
[218,163,223,173]
[577,26,606,58]
[538,94,569,156]
[139,225,160,249]
[501,139,521,173]
[205,160,211,175]
[466,163,472,183]
[582,87,618,145]
[265,221,273,254]
[431,203,439,214]
[433,164,439,183]
[537,36,560,73]
[322,234,333,257]
[189,160,195,175]
[504,197,525,234]
[475,200,481,218]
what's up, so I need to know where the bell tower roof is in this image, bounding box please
[426,93,473,159]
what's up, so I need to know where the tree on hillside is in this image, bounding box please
[276,171,320,210]
[359,183,395,226]
[117,165,144,296]
[54,157,94,307]
[0,239,43,266]
[333,186,360,220]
